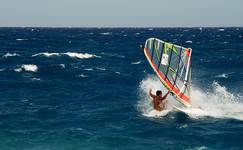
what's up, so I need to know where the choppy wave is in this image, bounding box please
[84,68,94,71]
[16,38,28,41]
[100,32,112,35]
[138,76,243,120]
[215,72,234,79]
[185,40,193,43]
[31,78,41,81]
[2,53,20,58]
[0,68,5,71]
[32,52,100,59]
[77,74,88,78]
[59,64,65,68]
[95,67,106,71]
[218,28,225,32]
[131,61,142,65]
[32,52,60,57]
[15,64,38,72]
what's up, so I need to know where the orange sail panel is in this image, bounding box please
[143,38,192,107]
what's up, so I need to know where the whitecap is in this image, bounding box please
[138,76,243,121]
[16,38,28,41]
[84,68,93,71]
[218,28,225,31]
[32,52,101,59]
[31,78,41,81]
[14,68,22,72]
[115,72,121,74]
[131,61,142,65]
[95,67,106,71]
[77,74,88,78]
[15,64,38,72]
[215,72,234,79]
[185,40,193,43]
[32,52,60,57]
[63,52,99,59]
[100,32,112,35]
[2,53,20,58]
[60,64,65,68]
[215,73,228,78]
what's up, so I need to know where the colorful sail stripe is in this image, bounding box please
[144,47,191,107]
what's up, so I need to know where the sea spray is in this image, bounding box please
[138,76,243,120]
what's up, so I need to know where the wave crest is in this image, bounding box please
[32,52,100,59]
[2,53,20,58]
[15,64,38,72]
[138,76,243,120]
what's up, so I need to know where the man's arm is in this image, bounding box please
[162,91,170,100]
[149,89,156,99]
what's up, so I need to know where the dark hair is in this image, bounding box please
[156,90,162,96]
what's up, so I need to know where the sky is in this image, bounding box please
[0,0,243,27]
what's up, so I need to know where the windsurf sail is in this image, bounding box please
[143,38,192,107]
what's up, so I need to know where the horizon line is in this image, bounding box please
[0,26,243,28]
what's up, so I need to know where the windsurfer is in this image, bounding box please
[149,89,170,111]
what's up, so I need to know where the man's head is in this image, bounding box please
[156,90,162,96]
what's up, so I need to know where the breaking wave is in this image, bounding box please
[2,53,20,58]
[32,52,100,59]
[138,75,243,120]
[15,64,38,72]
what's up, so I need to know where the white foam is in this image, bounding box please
[215,72,234,79]
[16,38,28,41]
[77,74,88,78]
[185,40,193,43]
[131,61,142,65]
[143,109,170,118]
[2,53,20,58]
[32,52,60,57]
[84,68,93,71]
[32,52,100,59]
[137,75,175,117]
[95,67,106,71]
[100,32,112,35]
[215,73,228,78]
[31,78,41,81]
[60,64,65,68]
[15,64,38,72]
[218,28,225,31]
[14,68,22,72]
[138,76,243,120]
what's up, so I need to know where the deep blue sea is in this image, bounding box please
[0,27,243,150]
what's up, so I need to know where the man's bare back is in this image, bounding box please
[149,89,170,111]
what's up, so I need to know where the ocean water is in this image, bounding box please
[0,27,243,150]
